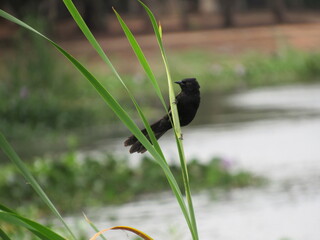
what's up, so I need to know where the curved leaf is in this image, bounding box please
[90,226,153,240]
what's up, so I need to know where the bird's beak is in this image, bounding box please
[174,81,182,85]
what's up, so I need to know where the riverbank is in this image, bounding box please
[1,35,320,159]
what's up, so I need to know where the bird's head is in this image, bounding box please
[175,78,200,93]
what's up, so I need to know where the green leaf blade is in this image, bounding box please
[138,1,199,239]
[0,212,65,240]
[113,8,167,112]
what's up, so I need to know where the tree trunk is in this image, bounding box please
[218,0,236,28]
[39,0,57,21]
[270,0,287,23]
[168,0,190,30]
[83,0,107,33]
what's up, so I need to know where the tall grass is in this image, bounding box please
[0,1,199,239]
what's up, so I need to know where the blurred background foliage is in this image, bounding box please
[1,0,320,33]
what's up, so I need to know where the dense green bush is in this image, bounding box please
[0,152,265,213]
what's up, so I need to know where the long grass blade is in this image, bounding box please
[113,8,167,112]
[138,1,199,239]
[138,1,182,140]
[0,212,65,240]
[0,205,65,240]
[112,7,170,158]
[83,213,108,240]
[90,226,153,240]
[0,229,11,240]
[0,132,75,240]
[0,204,15,213]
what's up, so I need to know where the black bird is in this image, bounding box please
[124,78,200,154]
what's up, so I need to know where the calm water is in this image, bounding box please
[69,84,320,240]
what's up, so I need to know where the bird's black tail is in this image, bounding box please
[124,117,171,154]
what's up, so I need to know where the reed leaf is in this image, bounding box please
[83,213,108,240]
[138,1,199,239]
[0,212,64,240]
[0,229,11,240]
[90,226,154,240]
[0,204,65,240]
[112,8,167,112]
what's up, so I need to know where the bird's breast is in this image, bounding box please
[177,94,200,126]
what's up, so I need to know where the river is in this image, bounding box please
[68,84,320,240]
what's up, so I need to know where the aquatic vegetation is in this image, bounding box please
[0,152,265,214]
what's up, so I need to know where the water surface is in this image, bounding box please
[76,84,320,240]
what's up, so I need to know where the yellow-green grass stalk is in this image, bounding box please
[139,1,199,239]
[0,228,11,240]
[112,8,168,113]
[0,203,65,240]
[83,213,107,240]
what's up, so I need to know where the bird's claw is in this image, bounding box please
[179,134,183,140]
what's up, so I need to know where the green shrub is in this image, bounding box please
[0,152,265,213]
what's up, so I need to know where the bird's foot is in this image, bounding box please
[179,134,183,140]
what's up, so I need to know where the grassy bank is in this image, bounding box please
[0,151,265,214]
